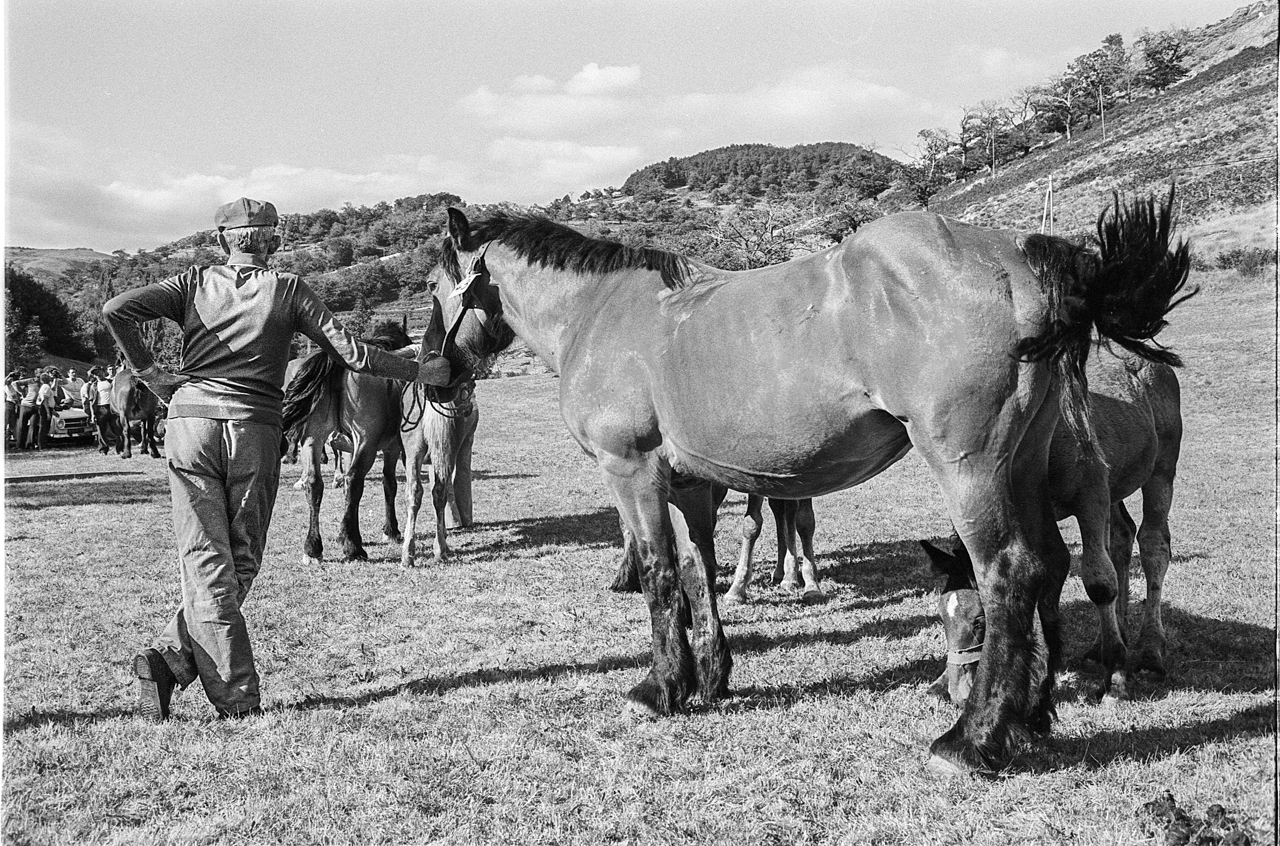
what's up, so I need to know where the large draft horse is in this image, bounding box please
[439,190,1192,773]
[924,350,1183,705]
[281,322,412,564]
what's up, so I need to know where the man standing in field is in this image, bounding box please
[104,197,460,720]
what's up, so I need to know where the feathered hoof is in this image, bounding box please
[925,754,972,780]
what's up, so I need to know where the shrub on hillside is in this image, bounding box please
[1214,247,1277,278]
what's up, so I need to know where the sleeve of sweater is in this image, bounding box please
[102,270,192,372]
[291,277,421,382]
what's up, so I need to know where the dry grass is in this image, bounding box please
[3,267,1274,845]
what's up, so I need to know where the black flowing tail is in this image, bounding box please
[281,350,341,445]
[1016,185,1196,455]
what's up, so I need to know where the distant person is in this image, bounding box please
[89,367,117,454]
[34,373,57,449]
[103,197,465,721]
[16,373,40,449]
[64,368,86,408]
[4,369,27,445]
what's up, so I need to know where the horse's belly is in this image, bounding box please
[661,407,911,498]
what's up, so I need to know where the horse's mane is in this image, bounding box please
[363,319,412,351]
[443,210,694,290]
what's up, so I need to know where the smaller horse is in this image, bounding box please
[611,488,821,604]
[399,294,480,566]
[922,349,1183,704]
[723,495,820,605]
[282,321,412,564]
[108,363,162,459]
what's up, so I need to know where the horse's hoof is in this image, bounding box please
[292,479,305,490]
[925,754,971,779]
[382,533,403,546]
[1131,649,1168,679]
[621,697,662,722]
[304,556,323,566]
[721,589,749,606]
[800,588,825,606]
[780,578,802,592]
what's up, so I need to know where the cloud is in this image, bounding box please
[461,63,642,137]
[564,63,641,96]
[951,45,1061,88]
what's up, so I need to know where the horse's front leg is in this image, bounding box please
[601,455,699,717]
[120,417,133,459]
[400,433,428,569]
[303,439,326,565]
[431,460,451,563]
[381,441,402,546]
[146,416,161,458]
[669,478,732,702]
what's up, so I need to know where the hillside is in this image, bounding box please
[5,1,1275,374]
[4,246,116,287]
[930,36,1277,241]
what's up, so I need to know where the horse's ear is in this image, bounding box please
[919,539,958,579]
[447,208,472,251]
[420,295,448,356]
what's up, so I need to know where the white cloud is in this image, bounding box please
[951,45,1061,88]
[563,63,641,96]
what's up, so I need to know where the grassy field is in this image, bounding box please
[4,266,1275,845]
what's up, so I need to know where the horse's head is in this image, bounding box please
[439,207,515,365]
[920,537,984,707]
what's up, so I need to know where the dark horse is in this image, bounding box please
[282,320,413,563]
[922,348,1184,706]
[108,360,162,459]
[438,189,1192,774]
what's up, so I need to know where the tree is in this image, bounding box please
[1033,72,1090,141]
[4,265,95,360]
[5,288,44,370]
[1070,34,1131,138]
[346,295,374,339]
[1137,28,1190,92]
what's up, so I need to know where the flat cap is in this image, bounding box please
[215,197,278,230]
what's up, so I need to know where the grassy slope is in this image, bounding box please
[3,263,1274,845]
[931,38,1277,241]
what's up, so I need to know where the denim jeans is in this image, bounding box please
[155,417,281,715]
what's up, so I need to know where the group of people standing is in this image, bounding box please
[5,365,121,452]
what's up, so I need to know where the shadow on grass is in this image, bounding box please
[471,470,538,481]
[730,614,937,655]
[288,651,649,713]
[466,507,622,555]
[5,477,170,510]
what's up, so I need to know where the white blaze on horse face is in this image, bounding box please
[945,590,960,621]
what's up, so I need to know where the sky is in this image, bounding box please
[4,0,1252,253]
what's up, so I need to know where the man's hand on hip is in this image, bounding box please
[136,365,190,403]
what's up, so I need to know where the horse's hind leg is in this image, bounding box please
[147,417,161,458]
[1073,470,1130,701]
[430,459,452,563]
[723,494,764,604]
[1132,469,1176,677]
[339,441,378,561]
[771,498,800,590]
[381,442,402,545]
[794,498,823,605]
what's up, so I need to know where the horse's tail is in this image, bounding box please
[281,350,341,444]
[1015,185,1196,457]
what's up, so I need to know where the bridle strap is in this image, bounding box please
[946,642,984,666]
